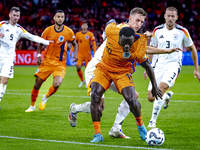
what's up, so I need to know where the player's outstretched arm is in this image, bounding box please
[140,60,162,100]
[20,28,49,45]
[147,46,182,54]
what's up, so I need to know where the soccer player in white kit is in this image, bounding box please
[146,7,200,128]
[0,7,50,105]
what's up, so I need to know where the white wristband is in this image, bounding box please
[37,54,41,57]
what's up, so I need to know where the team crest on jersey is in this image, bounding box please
[173,34,179,40]
[85,35,89,40]
[59,36,64,42]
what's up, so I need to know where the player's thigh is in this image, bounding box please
[85,60,96,86]
[161,66,180,89]
[112,72,135,94]
[76,57,84,66]
[35,63,53,81]
[52,65,67,79]
[92,67,111,91]
[0,59,14,78]
[84,57,91,67]
[147,68,165,91]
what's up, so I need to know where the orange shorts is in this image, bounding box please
[35,59,66,81]
[91,66,135,93]
[76,57,91,67]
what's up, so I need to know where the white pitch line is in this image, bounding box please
[6,89,200,96]
[0,135,172,150]
[5,92,200,103]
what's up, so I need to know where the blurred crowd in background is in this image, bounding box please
[0,0,200,51]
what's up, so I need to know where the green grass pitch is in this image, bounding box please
[0,65,199,150]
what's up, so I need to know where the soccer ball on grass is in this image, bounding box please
[145,128,165,146]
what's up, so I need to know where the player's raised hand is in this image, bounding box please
[143,31,152,39]
[0,33,4,38]
[151,86,162,100]
[194,69,200,82]
[167,47,182,54]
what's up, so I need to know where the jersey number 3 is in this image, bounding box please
[166,41,170,48]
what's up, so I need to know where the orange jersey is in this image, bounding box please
[97,23,147,74]
[41,25,75,65]
[75,31,96,58]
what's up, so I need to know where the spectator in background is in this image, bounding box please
[0,0,199,51]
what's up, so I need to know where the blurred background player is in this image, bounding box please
[146,6,200,127]
[71,21,97,88]
[0,7,49,106]
[25,10,78,112]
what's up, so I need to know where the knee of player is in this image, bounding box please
[91,90,101,101]
[148,96,155,102]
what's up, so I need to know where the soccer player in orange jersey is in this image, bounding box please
[25,10,78,112]
[72,21,97,88]
[89,21,162,142]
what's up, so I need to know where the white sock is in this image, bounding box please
[72,102,91,113]
[150,97,163,123]
[113,100,130,129]
[0,83,7,102]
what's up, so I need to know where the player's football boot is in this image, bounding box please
[25,106,35,112]
[137,123,147,141]
[163,91,173,109]
[147,121,156,128]
[90,133,104,143]
[78,80,85,88]
[109,127,131,139]
[39,95,48,111]
[68,103,77,127]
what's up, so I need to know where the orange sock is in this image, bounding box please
[77,70,84,81]
[31,87,39,106]
[46,85,58,98]
[93,121,101,135]
[135,115,143,126]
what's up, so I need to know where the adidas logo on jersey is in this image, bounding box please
[5,29,9,32]
[159,35,164,38]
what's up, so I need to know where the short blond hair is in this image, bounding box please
[130,7,147,16]
[166,7,178,14]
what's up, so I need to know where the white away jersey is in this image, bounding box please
[0,21,49,59]
[150,23,193,67]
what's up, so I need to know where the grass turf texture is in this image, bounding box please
[0,66,199,150]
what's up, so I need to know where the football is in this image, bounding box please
[145,128,165,146]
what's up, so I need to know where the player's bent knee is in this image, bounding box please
[148,97,155,102]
